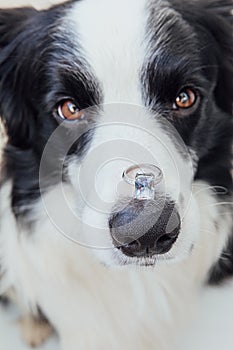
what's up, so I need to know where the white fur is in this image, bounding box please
[67,0,146,104]
[63,0,199,264]
[0,180,232,350]
[66,103,198,265]
[0,1,232,350]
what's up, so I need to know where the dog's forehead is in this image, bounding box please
[65,0,147,103]
[64,0,183,104]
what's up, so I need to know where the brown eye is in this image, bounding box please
[174,89,197,109]
[57,100,83,120]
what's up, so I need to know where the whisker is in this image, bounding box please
[220,252,232,259]
[219,255,230,262]
[194,185,228,196]
[201,202,233,208]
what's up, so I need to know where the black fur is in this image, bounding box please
[0,4,102,220]
[0,0,232,283]
[0,295,9,306]
[208,235,233,285]
[142,0,233,283]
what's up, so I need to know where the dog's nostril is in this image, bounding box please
[120,240,143,257]
[156,234,173,245]
[120,232,178,258]
[127,239,141,251]
[109,198,180,258]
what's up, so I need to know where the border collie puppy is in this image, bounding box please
[0,0,232,349]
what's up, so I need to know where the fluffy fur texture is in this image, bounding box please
[0,0,232,349]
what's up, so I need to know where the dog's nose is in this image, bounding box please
[109,199,180,257]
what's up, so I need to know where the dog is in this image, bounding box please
[0,0,232,349]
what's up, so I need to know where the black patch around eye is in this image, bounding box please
[141,3,220,146]
[46,68,102,112]
[141,0,233,198]
[0,4,103,225]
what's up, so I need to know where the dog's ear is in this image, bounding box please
[172,0,233,115]
[0,7,38,147]
[198,1,233,115]
[0,7,37,47]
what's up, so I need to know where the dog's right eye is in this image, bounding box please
[173,88,197,110]
[56,100,84,121]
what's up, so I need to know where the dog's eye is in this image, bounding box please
[57,100,83,120]
[174,89,197,109]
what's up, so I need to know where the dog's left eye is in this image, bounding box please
[56,100,84,121]
[174,88,197,110]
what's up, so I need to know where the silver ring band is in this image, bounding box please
[122,164,163,186]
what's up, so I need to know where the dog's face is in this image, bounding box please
[0,0,232,267]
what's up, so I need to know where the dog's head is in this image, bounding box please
[0,0,232,267]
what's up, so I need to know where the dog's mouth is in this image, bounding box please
[113,249,177,267]
[114,240,195,267]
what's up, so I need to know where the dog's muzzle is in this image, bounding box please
[109,164,180,258]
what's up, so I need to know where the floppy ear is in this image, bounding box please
[198,0,233,115]
[0,7,38,147]
[172,0,233,115]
